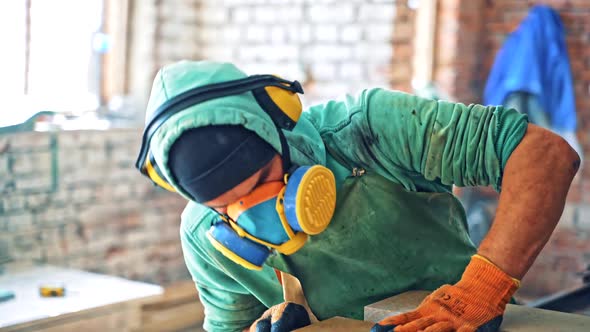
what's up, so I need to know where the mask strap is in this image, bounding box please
[266,113,294,174]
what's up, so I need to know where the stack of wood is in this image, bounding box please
[135,281,205,332]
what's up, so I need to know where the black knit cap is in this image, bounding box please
[168,125,277,203]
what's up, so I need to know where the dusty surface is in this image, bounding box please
[365,290,590,332]
[295,317,374,331]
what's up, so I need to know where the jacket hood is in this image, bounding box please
[145,60,326,201]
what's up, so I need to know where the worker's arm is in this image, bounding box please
[478,124,580,279]
[309,88,530,193]
[179,205,271,332]
[359,88,580,331]
[313,90,579,276]
[373,124,580,332]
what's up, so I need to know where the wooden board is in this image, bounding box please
[364,290,590,332]
[295,317,374,331]
[0,265,162,332]
[135,281,205,332]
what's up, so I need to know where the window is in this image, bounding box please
[0,0,105,127]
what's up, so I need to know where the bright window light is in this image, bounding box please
[0,0,104,128]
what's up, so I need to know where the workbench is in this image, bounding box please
[0,265,163,332]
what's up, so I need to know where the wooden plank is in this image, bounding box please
[0,302,133,332]
[140,281,200,311]
[0,265,162,330]
[295,317,374,332]
[138,302,204,332]
[365,290,590,332]
[135,281,204,332]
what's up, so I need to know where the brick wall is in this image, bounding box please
[4,0,417,287]
[0,130,189,285]
[434,0,590,298]
[129,0,414,106]
[434,0,486,103]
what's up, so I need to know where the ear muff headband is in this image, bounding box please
[135,75,304,191]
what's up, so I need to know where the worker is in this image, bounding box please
[135,60,579,332]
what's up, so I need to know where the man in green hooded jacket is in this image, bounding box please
[136,60,579,332]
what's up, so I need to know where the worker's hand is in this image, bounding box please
[371,255,519,332]
[248,302,311,332]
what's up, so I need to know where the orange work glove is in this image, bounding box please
[371,255,520,332]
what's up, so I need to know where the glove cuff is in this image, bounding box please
[459,255,519,308]
[473,254,521,287]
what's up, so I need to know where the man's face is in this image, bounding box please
[203,154,283,214]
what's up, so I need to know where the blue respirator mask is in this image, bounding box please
[207,165,336,270]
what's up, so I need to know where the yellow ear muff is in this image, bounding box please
[145,157,176,192]
[264,85,302,124]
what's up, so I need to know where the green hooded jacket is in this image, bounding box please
[146,61,528,332]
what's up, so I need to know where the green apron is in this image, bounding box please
[266,151,476,320]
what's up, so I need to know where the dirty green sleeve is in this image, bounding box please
[308,88,528,191]
[179,209,266,332]
[365,88,528,190]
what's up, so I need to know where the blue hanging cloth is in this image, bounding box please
[484,5,577,132]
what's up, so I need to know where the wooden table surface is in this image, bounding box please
[0,264,163,329]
